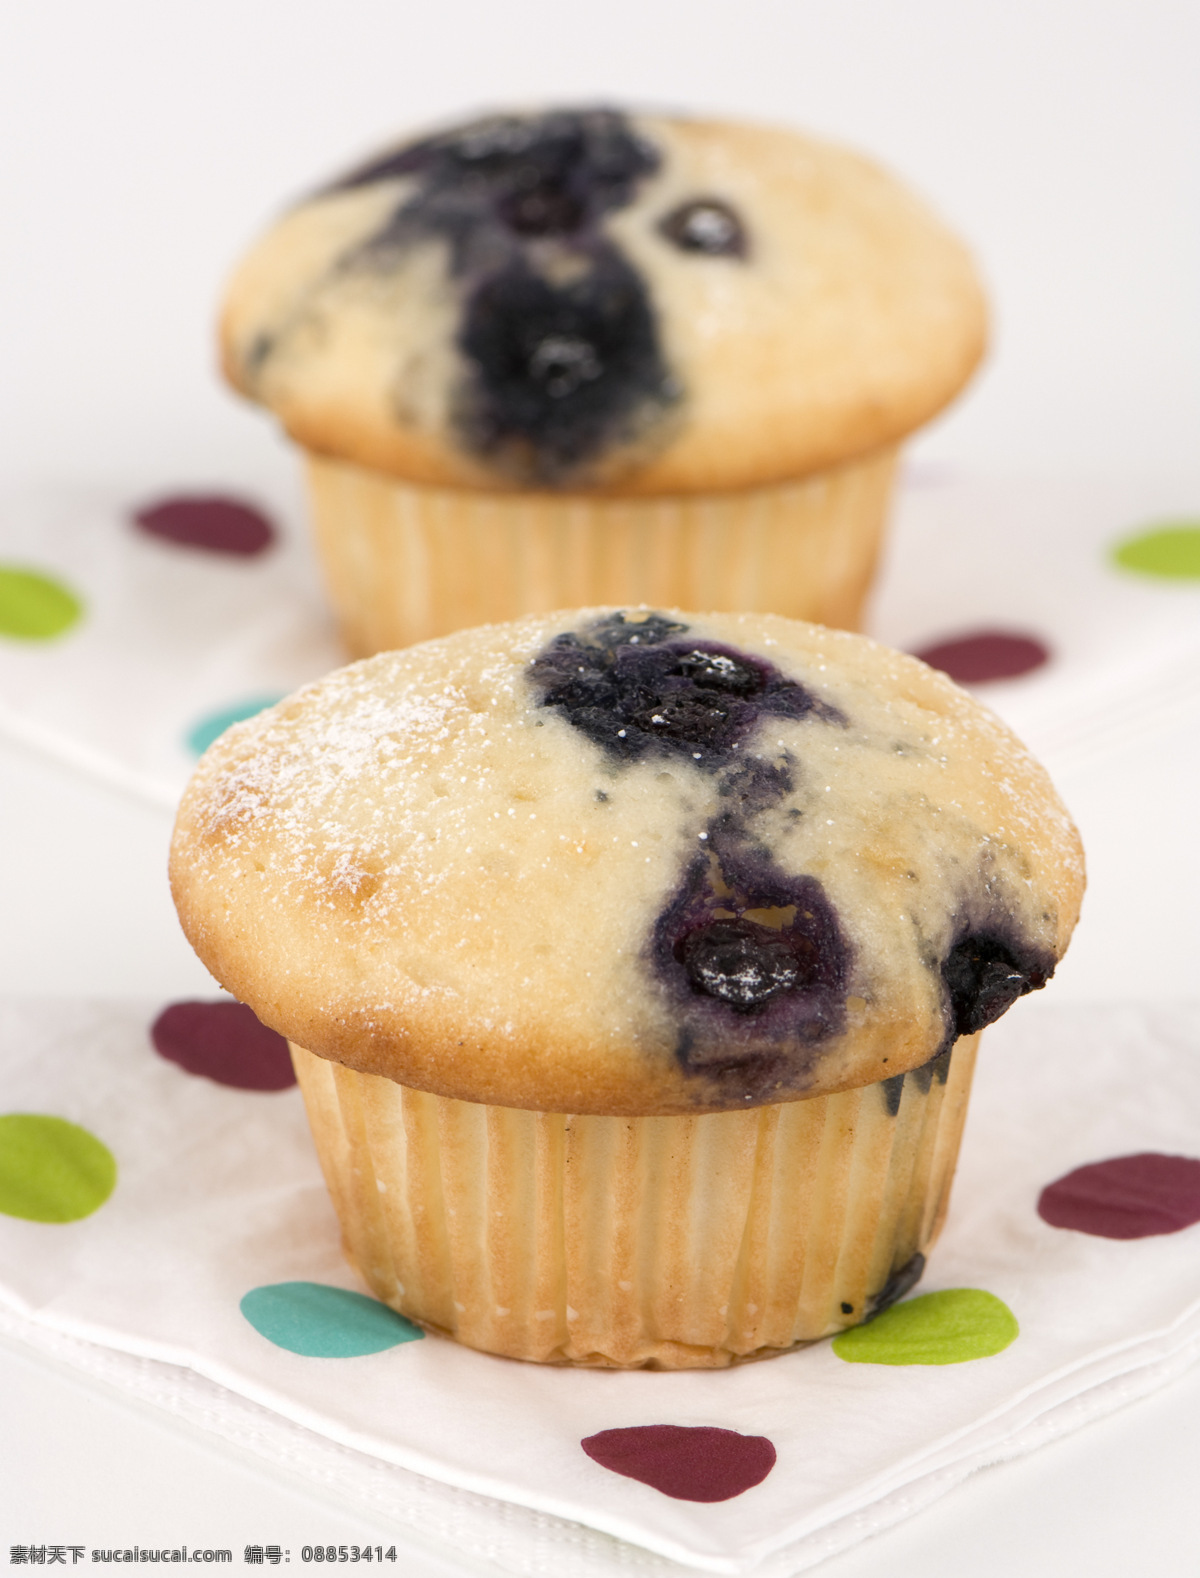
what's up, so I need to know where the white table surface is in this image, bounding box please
[1,650,1198,1573]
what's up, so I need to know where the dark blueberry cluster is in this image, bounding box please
[879,931,1053,1115]
[332,110,659,244]
[528,611,842,768]
[310,111,754,481]
[326,110,673,482]
[941,930,1054,1037]
[456,251,664,475]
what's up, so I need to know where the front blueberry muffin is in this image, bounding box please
[220,110,987,655]
[170,609,1082,1366]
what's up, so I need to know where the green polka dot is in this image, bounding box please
[0,567,83,640]
[0,1114,117,1222]
[1112,523,1200,579]
[832,1289,1019,1366]
[186,695,285,757]
[240,1281,424,1357]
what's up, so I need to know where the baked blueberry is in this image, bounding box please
[669,647,762,695]
[457,251,671,479]
[529,611,842,765]
[679,920,803,1010]
[942,930,1054,1037]
[658,198,747,258]
[653,828,851,1082]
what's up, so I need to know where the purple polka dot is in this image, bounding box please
[133,495,276,557]
[913,630,1050,684]
[1038,1153,1200,1239]
[151,1000,295,1091]
[581,1425,776,1502]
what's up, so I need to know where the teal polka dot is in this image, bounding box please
[0,1114,116,1222]
[240,1282,424,1357]
[1112,523,1200,579]
[832,1289,1019,1366]
[186,695,285,757]
[0,566,83,640]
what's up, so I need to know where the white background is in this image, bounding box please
[1,2,1199,1573]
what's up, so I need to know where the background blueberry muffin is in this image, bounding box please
[221,110,988,655]
[170,608,1079,1367]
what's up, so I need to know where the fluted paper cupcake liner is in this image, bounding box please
[304,447,898,657]
[290,1031,978,1369]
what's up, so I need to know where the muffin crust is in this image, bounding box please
[170,609,1082,1115]
[220,109,986,495]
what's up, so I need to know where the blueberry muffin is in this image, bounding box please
[220,110,987,656]
[169,608,1080,1367]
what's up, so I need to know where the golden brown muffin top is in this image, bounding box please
[170,609,1083,1115]
[220,109,987,495]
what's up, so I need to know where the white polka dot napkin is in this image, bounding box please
[1,996,1198,1576]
